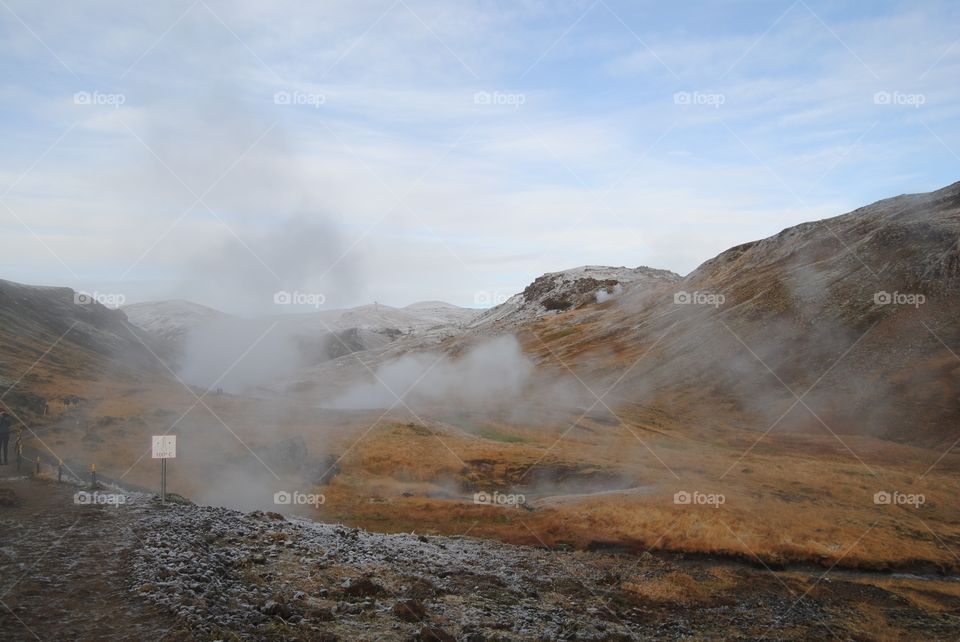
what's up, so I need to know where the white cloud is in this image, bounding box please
[1,0,958,310]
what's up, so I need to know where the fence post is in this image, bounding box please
[91,463,97,487]
[35,456,40,475]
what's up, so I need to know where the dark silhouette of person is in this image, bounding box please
[0,409,11,465]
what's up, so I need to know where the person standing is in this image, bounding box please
[0,408,11,465]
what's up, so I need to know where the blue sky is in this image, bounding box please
[1,0,958,313]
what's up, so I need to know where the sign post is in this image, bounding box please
[151,435,177,503]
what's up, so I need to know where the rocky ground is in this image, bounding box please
[3,476,960,640]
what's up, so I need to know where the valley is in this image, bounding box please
[3,182,960,639]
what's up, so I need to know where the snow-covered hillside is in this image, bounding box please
[123,300,479,349]
[122,300,230,341]
[282,301,477,336]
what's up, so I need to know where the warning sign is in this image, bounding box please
[151,435,177,459]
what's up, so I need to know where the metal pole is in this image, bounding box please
[91,464,96,487]
[161,458,166,503]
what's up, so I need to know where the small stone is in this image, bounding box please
[392,599,427,622]
[305,607,335,622]
[341,577,385,598]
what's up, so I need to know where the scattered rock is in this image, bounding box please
[341,577,385,598]
[305,606,335,622]
[392,598,427,622]
[122,481,887,641]
[261,599,288,617]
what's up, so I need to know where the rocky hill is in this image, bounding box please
[121,300,231,342]
[522,181,960,447]
[0,280,166,417]
[0,280,161,364]
[470,265,680,328]
[272,182,960,446]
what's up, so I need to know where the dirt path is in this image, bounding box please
[0,476,170,641]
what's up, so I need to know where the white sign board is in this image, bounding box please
[151,435,177,459]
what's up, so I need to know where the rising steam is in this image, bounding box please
[328,335,535,411]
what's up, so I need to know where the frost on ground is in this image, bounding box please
[127,496,957,641]
[131,496,655,641]
[3,478,959,641]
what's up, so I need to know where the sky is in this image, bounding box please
[1,0,958,314]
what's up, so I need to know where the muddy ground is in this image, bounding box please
[1,476,959,641]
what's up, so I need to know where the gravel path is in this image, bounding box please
[0,477,169,641]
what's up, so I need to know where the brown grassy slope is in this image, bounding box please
[506,180,960,449]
